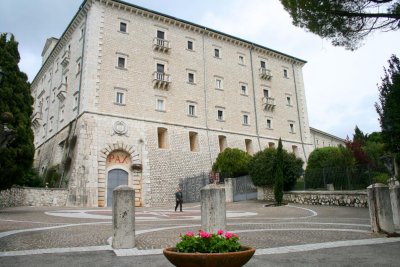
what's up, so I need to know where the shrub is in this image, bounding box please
[175,230,241,253]
[44,165,61,188]
[249,147,304,191]
[372,172,390,184]
[305,146,355,189]
[22,168,44,187]
[212,148,251,177]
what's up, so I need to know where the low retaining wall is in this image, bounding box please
[0,187,68,208]
[258,187,368,208]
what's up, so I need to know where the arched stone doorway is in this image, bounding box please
[98,142,142,207]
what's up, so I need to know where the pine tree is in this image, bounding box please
[0,33,34,190]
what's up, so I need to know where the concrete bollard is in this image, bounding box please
[201,184,226,233]
[367,183,395,234]
[112,185,135,249]
[224,178,233,203]
[389,185,400,230]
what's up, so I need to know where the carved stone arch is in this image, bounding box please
[97,141,141,207]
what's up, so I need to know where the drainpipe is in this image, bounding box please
[202,28,213,167]
[59,11,88,187]
[292,63,308,162]
[249,45,261,151]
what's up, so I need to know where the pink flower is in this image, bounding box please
[185,231,194,237]
[225,232,233,239]
[217,230,224,235]
[199,230,211,238]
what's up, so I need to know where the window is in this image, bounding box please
[267,119,272,129]
[218,135,227,152]
[76,62,81,74]
[188,104,196,116]
[239,55,244,65]
[156,98,165,111]
[187,40,193,50]
[216,78,223,89]
[189,131,199,152]
[188,72,194,83]
[157,63,165,73]
[157,127,169,149]
[243,114,249,125]
[263,89,269,98]
[117,56,126,68]
[245,139,253,155]
[59,106,65,122]
[49,116,54,132]
[287,96,292,106]
[241,85,247,95]
[157,30,165,39]
[292,145,298,156]
[73,92,79,110]
[214,48,220,58]
[283,69,288,78]
[120,22,127,33]
[217,109,224,121]
[260,60,266,69]
[289,123,295,133]
[116,92,124,105]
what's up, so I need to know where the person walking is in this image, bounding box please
[175,186,183,212]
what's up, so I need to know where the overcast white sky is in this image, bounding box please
[1,0,399,139]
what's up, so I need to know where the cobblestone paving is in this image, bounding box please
[0,201,387,254]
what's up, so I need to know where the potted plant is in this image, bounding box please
[163,230,255,267]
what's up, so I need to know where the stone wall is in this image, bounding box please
[258,187,368,208]
[0,187,68,208]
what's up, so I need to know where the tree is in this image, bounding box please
[0,33,35,190]
[274,139,284,204]
[345,126,371,166]
[280,0,400,50]
[305,146,355,188]
[212,148,251,177]
[375,55,400,176]
[249,143,304,191]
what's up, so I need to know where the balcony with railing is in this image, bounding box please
[31,111,42,128]
[259,67,272,80]
[153,37,170,53]
[57,82,67,101]
[153,71,171,89]
[262,97,275,111]
[61,50,70,67]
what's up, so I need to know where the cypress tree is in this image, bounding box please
[274,138,284,204]
[0,33,34,190]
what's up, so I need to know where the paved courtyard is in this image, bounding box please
[0,200,399,266]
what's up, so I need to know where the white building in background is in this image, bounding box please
[30,0,341,207]
[310,127,346,149]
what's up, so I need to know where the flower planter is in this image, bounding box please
[163,246,256,267]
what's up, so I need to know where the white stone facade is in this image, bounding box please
[310,127,346,149]
[31,0,315,207]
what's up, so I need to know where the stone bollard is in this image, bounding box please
[367,183,395,234]
[224,178,233,203]
[389,185,400,230]
[201,184,226,233]
[112,185,135,249]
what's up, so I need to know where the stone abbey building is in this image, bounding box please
[31,0,339,207]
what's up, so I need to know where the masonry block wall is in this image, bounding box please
[30,0,317,207]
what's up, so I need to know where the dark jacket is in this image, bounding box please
[175,191,183,201]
